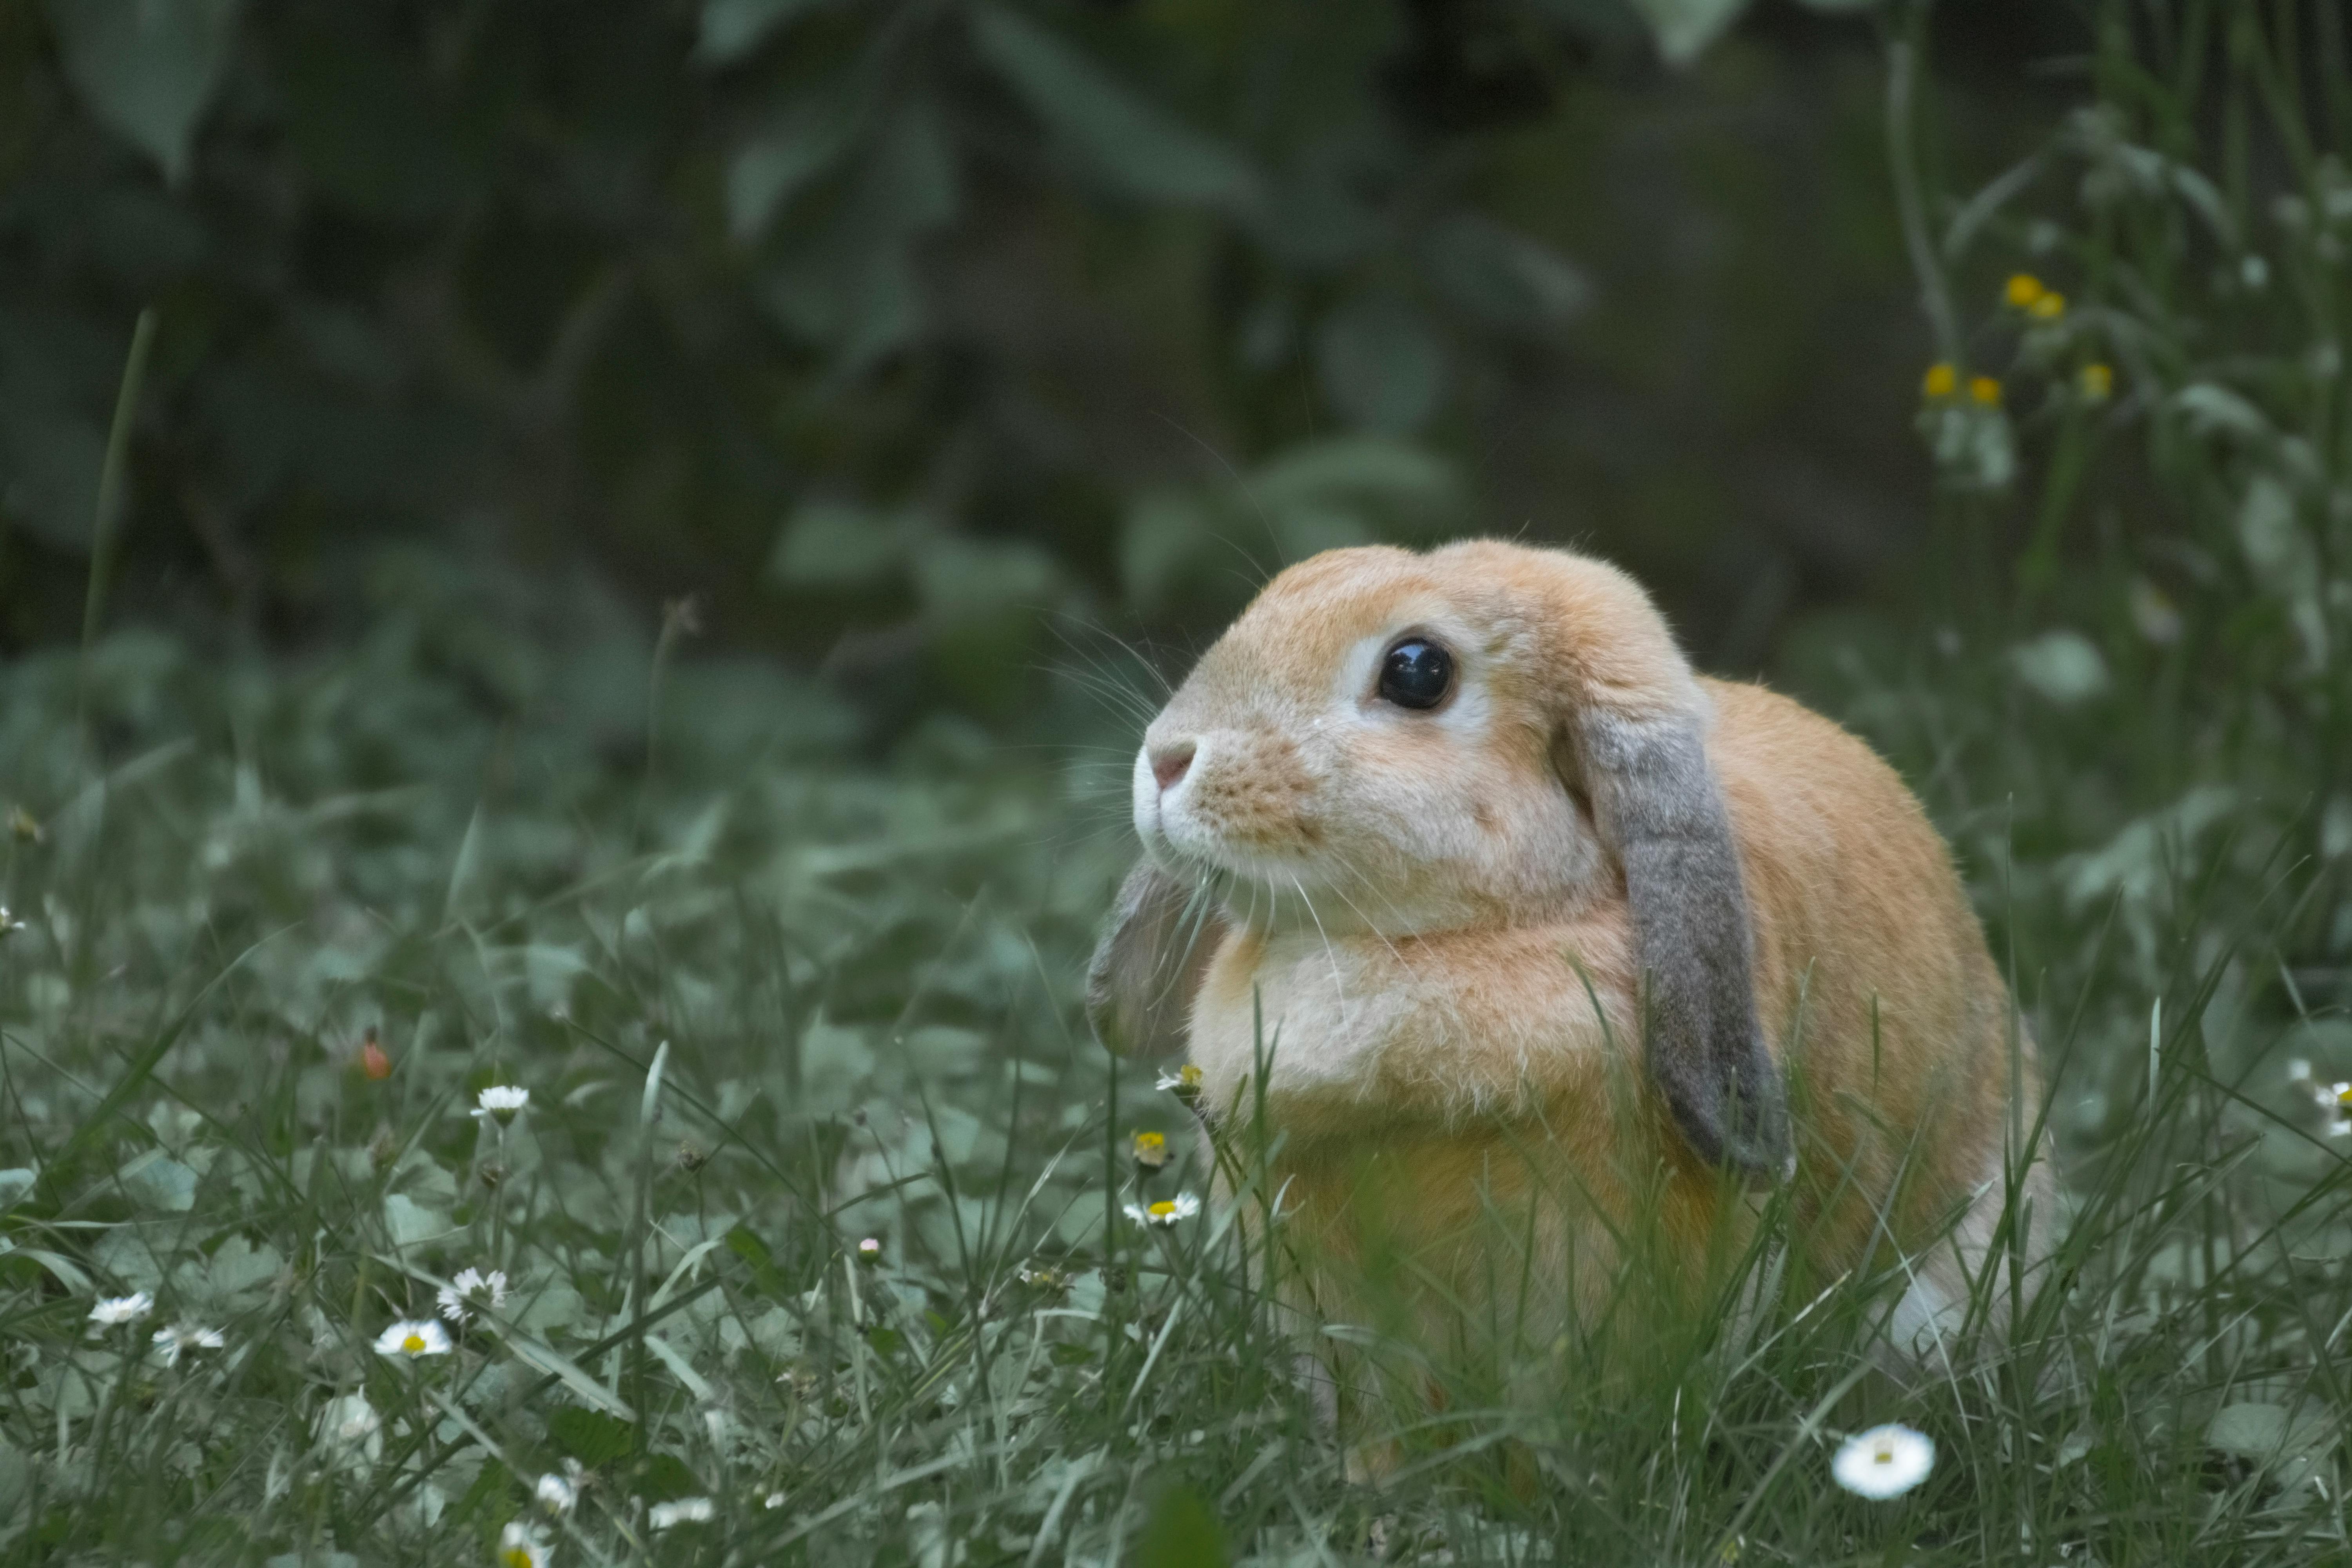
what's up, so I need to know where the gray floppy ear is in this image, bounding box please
[1576,711,1789,1181]
[1086,858,1228,1060]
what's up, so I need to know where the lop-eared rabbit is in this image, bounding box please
[1089,540,2054,1425]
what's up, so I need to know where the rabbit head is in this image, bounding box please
[1089,540,1788,1178]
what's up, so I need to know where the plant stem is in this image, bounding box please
[1886,11,1961,364]
[78,307,159,745]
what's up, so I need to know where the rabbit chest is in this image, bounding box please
[1186,913,1644,1147]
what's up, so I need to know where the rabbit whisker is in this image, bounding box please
[1291,874,1350,1029]
[1315,866,1416,978]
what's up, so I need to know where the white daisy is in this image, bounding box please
[764,1491,786,1510]
[535,1470,577,1514]
[151,1322,226,1367]
[89,1292,154,1327]
[473,1085,530,1125]
[318,1390,381,1451]
[648,1496,715,1530]
[1832,1423,1935,1499]
[1155,1064,1204,1104]
[2288,1060,2352,1123]
[373,1318,454,1359]
[437,1267,510,1323]
[497,1520,551,1568]
[1123,1192,1202,1228]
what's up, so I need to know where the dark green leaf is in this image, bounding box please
[44,0,243,184]
[697,0,840,65]
[1118,492,1223,615]
[769,501,914,588]
[1420,214,1592,334]
[1252,437,1463,531]
[1314,292,1445,434]
[728,93,859,241]
[637,1452,704,1503]
[763,231,923,368]
[1250,165,1383,271]
[0,415,104,555]
[724,1225,786,1290]
[868,101,960,237]
[548,1408,636,1467]
[968,5,1259,210]
[1134,1483,1229,1568]
[912,535,1062,628]
[445,1457,511,1528]
[278,22,476,222]
[1626,0,1750,62]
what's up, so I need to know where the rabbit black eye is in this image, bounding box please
[1378,639,1453,710]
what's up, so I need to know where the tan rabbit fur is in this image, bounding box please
[1089,539,2053,1408]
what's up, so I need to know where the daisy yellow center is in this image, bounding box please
[1136,1133,1164,1151]
[402,1332,426,1353]
[1180,1066,1201,1085]
[502,1548,534,1568]
[2336,1087,2352,1107]
[1149,1201,1176,1218]
[1874,1446,1894,1463]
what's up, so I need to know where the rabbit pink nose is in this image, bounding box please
[1149,742,1196,793]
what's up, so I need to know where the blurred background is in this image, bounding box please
[5,0,2349,1140]
[1,0,2082,714]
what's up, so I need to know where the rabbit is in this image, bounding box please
[1087,539,2056,1428]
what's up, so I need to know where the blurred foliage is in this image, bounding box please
[1777,0,2352,1154]
[1,0,2083,721]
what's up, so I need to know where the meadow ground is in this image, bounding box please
[3,557,2352,1568]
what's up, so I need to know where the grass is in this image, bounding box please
[8,4,2352,1564]
[0,557,2348,1568]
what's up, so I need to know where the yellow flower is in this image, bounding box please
[1920,361,1958,399]
[2078,363,2113,402]
[2029,290,2066,321]
[1132,1130,1170,1174]
[2005,273,2045,308]
[1968,376,2003,406]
